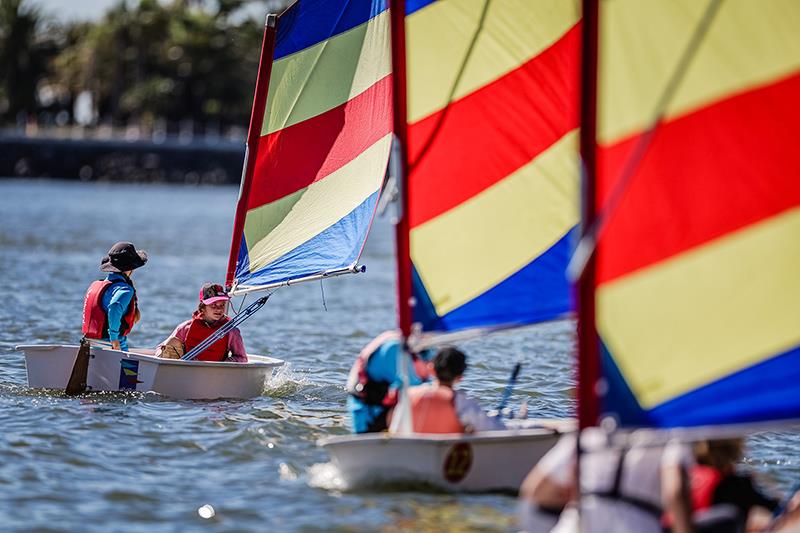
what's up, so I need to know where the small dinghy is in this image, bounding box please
[19,2,390,399]
[320,419,574,492]
[313,0,581,492]
[18,343,284,400]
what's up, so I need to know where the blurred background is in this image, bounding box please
[0,0,292,183]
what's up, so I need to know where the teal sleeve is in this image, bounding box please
[106,285,134,341]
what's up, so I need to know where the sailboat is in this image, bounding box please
[560,0,800,527]
[320,0,581,492]
[17,0,392,400]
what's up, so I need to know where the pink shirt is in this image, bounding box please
[162,319,248,362]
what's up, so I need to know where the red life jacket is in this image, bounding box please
[82,279,138,339]
[408,384,464,434]
[184,313,231,362]
[691,464,725,511]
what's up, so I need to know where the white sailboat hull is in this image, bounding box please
[17,344,284,400]
[319,420,573,493]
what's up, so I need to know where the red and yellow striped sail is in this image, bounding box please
[595,0,800,427]
[229,1,391,291]
[405,0,581,334]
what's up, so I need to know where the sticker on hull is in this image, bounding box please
[119,359,141,390]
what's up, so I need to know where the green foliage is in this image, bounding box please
[1,0,292,129]
[0,0,60,120]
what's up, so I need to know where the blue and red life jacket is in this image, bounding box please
[184,313,231,362]
[82,278,138,339]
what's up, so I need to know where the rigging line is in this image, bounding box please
[319,279,327,311]
[232,293,248,316]
[407,0,493,174]
[568,0,725,281]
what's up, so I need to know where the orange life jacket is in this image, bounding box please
[184,314,231,362]
[82,279,138,339]
[408,384,464,433]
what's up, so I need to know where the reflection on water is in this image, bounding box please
[0,179,797,531]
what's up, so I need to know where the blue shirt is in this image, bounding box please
[347,338,431,433]
[101,273,135,351]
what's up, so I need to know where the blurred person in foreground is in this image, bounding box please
[155,283,247,362]
[518,428,694,533]
[687,438,800,533]
[82,242,147,351]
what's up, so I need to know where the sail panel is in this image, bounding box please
[597,0,800,145]
[413,229,576,333]
[232,0,391,289]
[249,75,392,209]
[264,9,392,135]
[405,0,581,124]
[407,23,580,228]
[237,191,380,288]
[595,0,800,427]
[405,0,581,335]
[273,0,388,60]
[243,134,392,274]
[411,131,579,317]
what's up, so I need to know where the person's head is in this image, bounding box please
[197,283,230,323]
[100,242,148,274]
[433,347,467,386]
[694,438,744,473]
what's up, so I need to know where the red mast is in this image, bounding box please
[389,0,413,337]
[577,0,600,430]
[226,14,278,290]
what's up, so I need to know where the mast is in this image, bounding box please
[225,14,278,290]
[389,0,413,338]
[577,0,600,430]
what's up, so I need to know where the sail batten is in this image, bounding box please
[229,0,392,293]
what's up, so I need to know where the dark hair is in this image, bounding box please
[433,347,467,383]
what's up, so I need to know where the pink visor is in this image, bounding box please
[200,283,230,305]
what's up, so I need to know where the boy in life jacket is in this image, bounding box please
[346,330,435,433]
[404,347,505,434]
[155,283,247,362]
[82,241,148,351]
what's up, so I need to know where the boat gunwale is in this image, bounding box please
[16,344,285,369]
[318,426,571,448]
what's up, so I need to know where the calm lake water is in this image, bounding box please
[0,179,797,532]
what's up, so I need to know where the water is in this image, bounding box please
[0,179,797,531]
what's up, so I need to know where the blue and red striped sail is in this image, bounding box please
[402,0,582,336]
[590,0,800,428]
[226,0,391,292]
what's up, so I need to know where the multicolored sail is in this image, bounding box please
[227,0,392,292]
[593,0,800,427]
[404,0,582,335]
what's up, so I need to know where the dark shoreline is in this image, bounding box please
[0,135,245,184]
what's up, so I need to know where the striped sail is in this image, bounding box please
[405,0,581,335]
[229,0,391,291]
[594,0,800,427]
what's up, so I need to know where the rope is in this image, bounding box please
[181,294,271,361]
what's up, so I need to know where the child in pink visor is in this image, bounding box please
[156,283,247,362]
